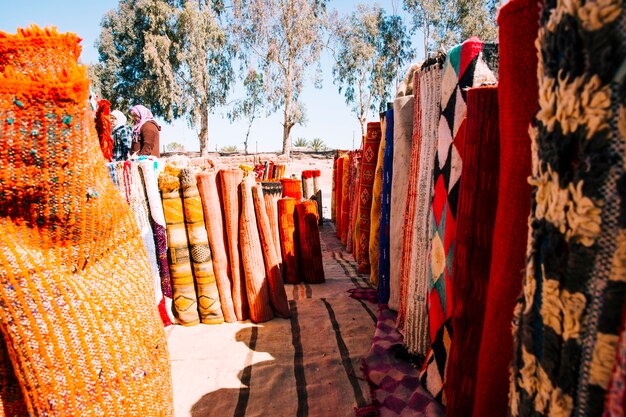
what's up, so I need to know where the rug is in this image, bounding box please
[262,181,283,270]
[510,1,626,416]
[332,155,339,223]
[357,122,382,274]
[95,98,113,162]
[472,2,538,415]
[278,197,301,285]
[421,37,498,404]
[404,63,443,360]
[281,178,303,201]
[444,86,500,417]
[389,95,414,312]
[347,151,361,253]
[378,107,394,304]
[341,156,351,245]
[296,200,325,284]
[369,113,387,287]
[352,158,362,263]
[219,169,248,321]
[605,310,626,417]
[336,154,347,239]
[312,169,323,224]
[239,177,273,323]
[253,185,290,318]
[0,26,173,415]
[302,170,314,200]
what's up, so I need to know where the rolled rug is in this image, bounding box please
[311,169,323,225]
[159,168,200,326]
[218,169,248,321]
[335,155,346,238]
[331,156,338,223]
[0,25,173,415]
[261,181,283,269]
[445,86,500,417]
[278,197,301,284]
[239,177,273,323]
[420,37,498,405]
[252,185,290,318]
[296,200,325,284]
[346,151,360,253]
[369,112,387,286]
[280,178,303,201]
[378,107,394,304]
[196,171,237,323]
[472,1,538,415]
[340,156,350,245]
[357,122,382,274]
[301,170,314,200]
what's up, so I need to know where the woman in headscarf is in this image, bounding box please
[130,104,161,157]
[111,110,132,161]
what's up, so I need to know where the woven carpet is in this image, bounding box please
[347,151,361,254]
[378,107,394,305]
[357,122,382,274]
[510,1,626,416]
[389,95,414,312]
[605,310,626,416]
[403,63,442,361]
[301,170,314,200]
[169,223,378,417]
[444,85,500,417]
[336,154,347,239]
[278,197,301,285]
[472,2,538,415]
[281,178,303,201]
[296,200,325,284]
[0,26,173,415]
[420,38,498,404]
[312,170,323,225]
[369,113,387,287]
[261,181,283,271]
[341,156,351,246]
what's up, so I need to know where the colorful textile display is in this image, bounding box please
[421,38,498,403]
[239,177,273,323]
[139,160,175,325]
[261,181,283,269]
[278,197,301,284]
[369,112,387,286]
[332,155,339,223]
[95,98,113,162]
[301,170,314,200]
[159,167,200,326]
[472,1,538,415]
[444,86,500,417]
[280,178,303,201]
[296,200,325,284]
[378,107,394,304]
[605,311,626,416]
[357,123,382,274]
[196,171,237,323]
[404,63,443,360]
[340,156,350,245]
[219,169,248,321]
[389,95,414,311]
[335,154,346,238]
[252,185,290,318]
[346,151,361,253]
[0,26,173,415]
[510,1,626,415]
[312,169,323,224]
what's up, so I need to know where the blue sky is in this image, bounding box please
[0,0,422,152]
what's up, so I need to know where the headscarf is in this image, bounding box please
[130,105,155,142]
[111,110,127,130]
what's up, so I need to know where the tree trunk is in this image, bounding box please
[199,102,209,156]
[282,86,293,158]
[359,117,366,141]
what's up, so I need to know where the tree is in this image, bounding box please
[166,142,186,152]
[228,68,265,154]
[231,0,327,158]
[95,0,234,156]
[331,4,413,137]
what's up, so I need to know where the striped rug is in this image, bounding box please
[168,222,378,417]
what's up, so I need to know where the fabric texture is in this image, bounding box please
[312,170,323,225]
[197,171,237,323]
[278,197,301,284]
[335,154,347,239]
[112,123,132,162]
[95,98,112,162]
[219,169,248,321]
[239,177,273,323]
[510,2,626,416]
[296,200,325,284]
[252,185,290,318]
[421,38,498,404]
[444,86,500,417]
[280,178,303,201]
[261,181,283,271]
[301,170,314,200]
[369,113,386,287]
[604,310,626,417]
[0,26,173,415]
[378,108,394,304]
[346,151,361,253]
[341,157,351,245]
[389,95,414,311]
[472,1,539,415]
[357,122,382,274]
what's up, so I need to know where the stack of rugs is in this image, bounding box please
[331,0,626,415]
[253,161,286,181]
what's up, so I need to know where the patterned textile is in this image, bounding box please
[389,95,414,311]
[281,178,303,201]
[252,185,290,318]
[312,169,323,224]
[335,154,347,238]
[369,113,386,287]
[239,177,273,323]
[159,167,200,326]
[332,155,339,223]
[472,2,538,415]
[421,38,498,403]
[404,64,443,359]
[301,170,314,200]
[352,159,362,262]
[378,108,394,304]
[0,26,173,415]
[278,197,301,284]
[262,181,283,270]
[358,307,444,416]
[347,151,361,253]
[341,157,351,245]
[444,86,500,417]
[604,311,626,417]
[112,124,132,162]
[357,122,382,274]
[95,98,113,162]
[296,200,325,284]
[511,2,626,416]
[219,169,248,321]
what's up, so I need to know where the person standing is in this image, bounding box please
[130,104,161,157]
[111,110,132,161]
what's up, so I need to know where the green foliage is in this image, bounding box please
[293,137,309,147]
[165,142,186,152]
[309,138,326,151]
[220,145,239,153]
